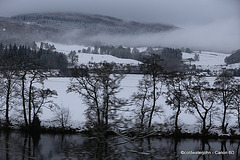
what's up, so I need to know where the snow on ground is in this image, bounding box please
[41,42,89,54]
[40,75,232,132]
[40,78,87,127]
[38,42,141,65]
[136,47,147,52]
[182,51,230,71]
[226,63,240,69]
[77,53,141,65]
[34,42,238,132]
[43,42,235,71]
[41,75,172,127]
[41,76,240,134]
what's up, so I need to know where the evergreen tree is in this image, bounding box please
[68,50,78,67]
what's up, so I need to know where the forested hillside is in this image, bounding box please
[0,12,177,46]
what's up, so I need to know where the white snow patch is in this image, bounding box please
[37,42,141,65]
[182,51,231,71]
[77,53,140,65]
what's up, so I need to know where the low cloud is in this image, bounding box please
[85,18,239,52]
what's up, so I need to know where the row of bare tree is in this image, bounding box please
[1,53,240,135]
[134,70,240,135]
[0,68,58,129]
[68,54,240,135]
[0,49,59,130]
[133,56,240,135]
[0,44,71,130]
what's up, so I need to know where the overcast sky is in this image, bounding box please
[0,0,239,51]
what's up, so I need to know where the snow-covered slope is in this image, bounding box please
[77,53,141,65]
[182,51,230,71]
[39,42,141,65]
[41,42,237,71]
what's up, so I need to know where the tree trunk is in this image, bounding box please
[222,91,227,134]
[94,91,101,125]
[202,118,207,135]
[140,95,146,129]
[175,104,181,133]
[222,105,227,134]
[103,80,109,126]
[148,77,156,129]
[21,73,28,126]
[202,111,210,135]
[5,79,11,126]
[105,86,109,126]
[28,79,34,126]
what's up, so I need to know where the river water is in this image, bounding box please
[0,131,239,160]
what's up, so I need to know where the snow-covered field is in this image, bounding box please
[41,75,184,128]
[34,42,238,133]
[41,42,235,71]
[182,51,230,71]
[77,53,141,65]
[40,75,236,134]
[39,42,141,65]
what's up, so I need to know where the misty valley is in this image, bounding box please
[0,12,240,160]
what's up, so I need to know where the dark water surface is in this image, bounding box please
[0,131,240,160]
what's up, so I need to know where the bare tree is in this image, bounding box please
[131,76,153,131]
[19,70,57,129]
[31,87,58,124]
[230,83,240,131]
[0,53,20,127]
[184,75,216,135]
[234,95,240,132]
[0,70,19,126]
[213,72,239,133]
[141,54,164,129]
[53,106,72,129]
[164,72,187,134]
[67,62,126,133]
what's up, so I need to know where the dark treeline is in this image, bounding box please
[225,49,240,64]
[81,45,184,72]
[0,43,68,75]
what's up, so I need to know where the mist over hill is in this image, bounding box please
[1,12,238,52]
[0,12,177,46]
[13,13,177,34]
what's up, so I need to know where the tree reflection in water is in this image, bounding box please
[0,131,41,160]
[5,132,9,160]
[1,131,240,160]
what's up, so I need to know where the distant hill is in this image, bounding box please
[13,12,177,34]
[0,12,177,45]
